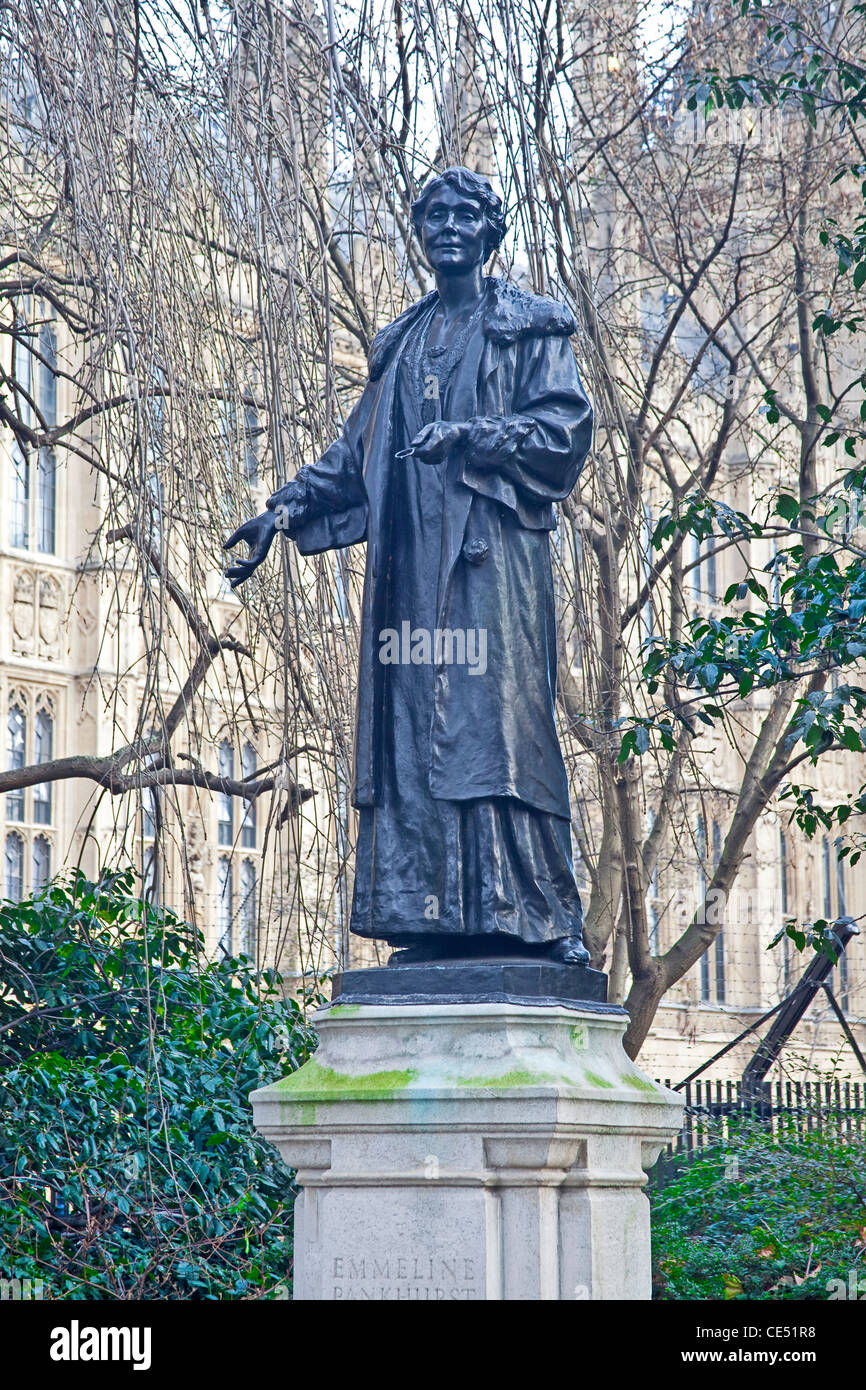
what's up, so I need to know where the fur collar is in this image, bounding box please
[367,277,576,380]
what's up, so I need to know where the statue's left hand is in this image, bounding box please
[406,420,469,465]
[223,510,277,589]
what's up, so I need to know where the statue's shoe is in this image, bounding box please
[549,936,591,966]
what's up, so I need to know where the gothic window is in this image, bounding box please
[9,300,58,553]
[6,705,26,822]
[9,443,29,548]
[239,858,256,957]
[32,834,51,893]
[33,707,53,825]
[37,448,56,554]
[38,314,57,426]
[5,832,24,902]
[218,741,234,845]
[217,855,233,958]
[240,742,256,847]
[13,302,32,419]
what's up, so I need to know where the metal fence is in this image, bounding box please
[648,1077,866,1192]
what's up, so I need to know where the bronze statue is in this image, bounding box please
[225,167,593,967]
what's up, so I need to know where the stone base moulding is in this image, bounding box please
[251,1002,684,1301]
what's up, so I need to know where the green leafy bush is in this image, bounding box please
[651,1118,866,1300]
[0,867,315,1299]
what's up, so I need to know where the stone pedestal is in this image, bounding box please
[251,1001,683,1301]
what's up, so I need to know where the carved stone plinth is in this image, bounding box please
[251,1002,683,1301]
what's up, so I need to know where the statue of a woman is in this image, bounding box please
[225,167,593,965]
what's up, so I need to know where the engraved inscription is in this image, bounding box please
[331,1255,478,1300]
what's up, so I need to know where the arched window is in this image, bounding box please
[10,303,32,549]
[218,741,234,845]
[32,834,51,893]
[217,856,233,957]
[38,315,57,426]
[5,832,24,901]
[6,705,26,822]
[240,742,256,847]
[13,303,32,418]
[37,449,56,554]
[36,311,57,553]
[33,707,53,825]
[9,443,29,548]
[240,858,256,957]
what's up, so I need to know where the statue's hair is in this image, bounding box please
[410,166,507,260]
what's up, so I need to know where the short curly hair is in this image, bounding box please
[410,166,507,261]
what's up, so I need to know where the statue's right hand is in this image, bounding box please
[223,510,277,589]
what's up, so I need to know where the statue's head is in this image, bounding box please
[411,166,507,274]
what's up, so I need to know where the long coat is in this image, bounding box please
[278,276,593,819]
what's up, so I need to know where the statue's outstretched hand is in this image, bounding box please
[223,510,277,589]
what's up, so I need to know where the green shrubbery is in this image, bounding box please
[0,867,315,1299]
[651,1119,866,1300]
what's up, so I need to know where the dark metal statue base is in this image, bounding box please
[329,957,621,1013]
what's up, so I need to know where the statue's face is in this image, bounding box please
[420,184,488,274]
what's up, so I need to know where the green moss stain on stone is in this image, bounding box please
[275,1059,416,1097]
[456,1068,562,1089]
[327,1004,362,1017]
[620,1073,658,1093]
[583,1070,615,1089]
